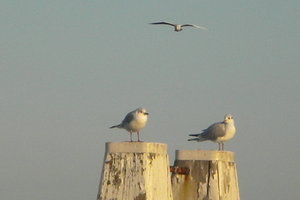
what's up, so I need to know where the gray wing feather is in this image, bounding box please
[189,133,201,137]
[201,122,226,140]
[122,111,134,125]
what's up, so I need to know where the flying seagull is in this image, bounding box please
[188,114,236,151]
[110,107,149,142]
[150,21,207,32]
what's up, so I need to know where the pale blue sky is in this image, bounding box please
[1,1,299,199]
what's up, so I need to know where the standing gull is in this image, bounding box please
[110,107,149,142]
[150,21,207,32]
[188,114,236,151]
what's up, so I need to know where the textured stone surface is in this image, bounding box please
[97,142,173,200]
[171,150,240,200]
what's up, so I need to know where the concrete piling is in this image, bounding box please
[97,142,173,200]
[171,150,240,200]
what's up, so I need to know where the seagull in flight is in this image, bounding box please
[188,114,236,151]
[150,21,207,32]
[110,107,149,142]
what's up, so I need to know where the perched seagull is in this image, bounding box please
[188,114,236,151]
[110,107,149,142]
[150,21,207,32]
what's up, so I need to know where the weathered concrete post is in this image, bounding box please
[171,150,240,200]
[97,142,173,200]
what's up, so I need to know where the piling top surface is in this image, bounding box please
[106,142,167,154]
[176,150,235,161]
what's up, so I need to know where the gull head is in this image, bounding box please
[136,107,149,116]
[223,114,234,123]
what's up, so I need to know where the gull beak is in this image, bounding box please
[145,112,149,115]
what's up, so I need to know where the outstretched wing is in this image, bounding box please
[150,22,175,27]
[181,24,207,30]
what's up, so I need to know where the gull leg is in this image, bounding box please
[218,143,221,151]
[130,131,133,142]
[137,132,140,142]
[222,143,224,151]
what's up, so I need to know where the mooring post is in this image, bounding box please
[171,150,240,200]
[97,142,173,200]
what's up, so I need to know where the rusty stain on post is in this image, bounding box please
[170,166,190,175]
[171,150,240,200]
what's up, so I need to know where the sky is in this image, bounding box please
[0,0,299,199]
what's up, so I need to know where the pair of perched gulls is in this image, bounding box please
[110,107,236,151]
[149,21,207,32]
